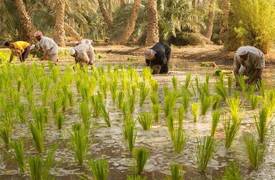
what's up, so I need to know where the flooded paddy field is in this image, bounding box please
[0,46,275,180]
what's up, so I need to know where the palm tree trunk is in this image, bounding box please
[114,0,141,44]
[205,0,216,40]
[14,0,36,41]
[146,0,159,46]
[64,23,82,41]
[219,0,230,42]
[53,0,66,47]
[98,0,113,27]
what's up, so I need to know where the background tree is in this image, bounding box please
[146,0,159,45]
[53,0,66,46]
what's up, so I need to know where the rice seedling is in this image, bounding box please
[133,147,150,175]
[118,91,125,110]
[127,175,147,180]
[110,79,118,103]
[181,87,191,111]
[100,103,111,127]
[71,123,89,166]
[33,107,48,125]
[169,163,184,180]
[0,124,12,149]
[129,93,136,114]
[167,113,175,134]
[55,111,65,130]
[243,133,265,170]
[123,115,136,152]
[150,79,159,93]
[89,159,109,180]
[30,122,44,153]
[152,104,160,122]
[254,106,270,143]
[227,76,232,95]
[200,94,212,115]
[91,94,103,118]
[80,100,91,129]
[172,76,178,90]
[196,136,215,172]
[191,103,199,123]
[16,103,26,123]
[211,110,221,137]
[212,95,222,110]
[184,73,192,89]
[237,76,246,92]
[29,147,55,180]
[222,161,242,180]
[178,106,185,129]
[12,140,25,174]
[99,75,108,99]
[249,94,261,110]
[171,127,186,153]
[215,75,227,100]
[139,82,150,107]
[224,117,241,149]
[150,91,159,105]
[138,112,153,131]
[164,91,177,117]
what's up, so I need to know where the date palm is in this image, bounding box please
[146,0,159,45]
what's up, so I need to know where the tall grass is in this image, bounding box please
[243,133,265,170]
[254,106,270,143]
[71,124,89,165]
[196,136,215,172]
[211,110,221,137]
[12,140,25,174]
[138,112,153,131]
[222,162,242,180]
[191,103,199,122]
[89,159,109,180]
[133,147,150,175]
[171,127,186,153]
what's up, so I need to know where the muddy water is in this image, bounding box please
[0,54,275,180]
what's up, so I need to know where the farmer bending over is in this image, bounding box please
[233,46,265,86]
[4,41,31,62]
[34,31,59,63]
[144,42,171,74]
[70,39,95,66]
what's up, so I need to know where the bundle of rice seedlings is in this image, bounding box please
[178,106,185,129]
[181,87,191,111]
[80,100,91,129]
[133,147,150,175]
[200,94,212,115]
[211,110,221,137]
[191,103,199,123]
[212,95,222,110]
[222,161,242,180]
[227,76,232,95]
[89,159,109,180]
[30,122,44,153]
[123,115,136,153]
[12,140,25,174]
[138,112,153,131]
[71,124,89,165]
[118,91,125,110]
[169,163,184,180]
[152,104,160,122]
[196,136,215,172]
[150,91,159,105]
[164,91,177,117]
[139,82,150,107]
[243,133,265,170]
[254,106,270,143]
[171,127,186,153]
[167,113,174,135]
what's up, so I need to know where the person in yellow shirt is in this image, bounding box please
[4,41,31,62]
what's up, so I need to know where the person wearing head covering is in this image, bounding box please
[34,31,59,63]
[4,41,31,62]
[144,42,171,74]
[233,46,265,85]
[70,39,95,67]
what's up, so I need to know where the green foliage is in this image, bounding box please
[12,140,25,174]
[222,162,243,180]
[191,103,199,123]
[211,110,221,137]
[215,75,228,100]
[89,159,109,180]
[0,125,11,149]
[231,0,275,52]
[138,112,153,131]
[196,136,215,172]
[152,104,160,122]
[71,124,89,166]
[171,127,186,153]
[123,116,136,153]
[169,163,184,180]
[249,95,261,110]
[200,94,212,115]
[139,82,150,107]
[133,147,150,175]
[254,106,270,143]
[55,111,65,130]
[243,133,265,169]
[30,122,44,153]
[127,175,147,180]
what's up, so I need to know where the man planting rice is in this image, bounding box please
[70,39,95,67]
[4,41,31,62]
[34,31,59,63]
[144,42,171,74]
[233,46,265,86]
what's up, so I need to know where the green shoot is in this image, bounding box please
[171,127,186,153]
[118,91,125,110]
[80,100,91,128]
[254,106,270,143]
[30,122,44,153]
[167,113,174,135]
[196,136,215,172]
[100,103,111,127]
[222,161,242,180]
[12,140,25,174]
[243,133,265,170]
[150,91,159,105]
[138,112,153,131]
[224,117,241,149]
[71,124,89,166]
[178,106,185,129]
[133,147,150,175]
[169,163,184,180]
[139,82,150,107]
[181,87,191,111]
[152,104,160,122]
[0,125,11,149]
[184,73,192,89]
[191,103,199,123]
[127,175,147,180]
[55,111,65,130]
[89,159,109,180]
[200,94,212,115]
[215,75,228,100]
[249,95,260,110]
[123,116,136,153]
[211,110,221,137]
[172,76,178,90]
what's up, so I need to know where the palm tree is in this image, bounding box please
[204,0,216,40]
[14,0,36,41]
[114,0,142,44]
[219,0,229,42]
[53,0,66,46]
[146,0,159,45]
[98,0,113,27]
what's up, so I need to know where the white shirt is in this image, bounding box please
[37,36,58,55]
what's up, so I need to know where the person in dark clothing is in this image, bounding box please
[144,42,171,74]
